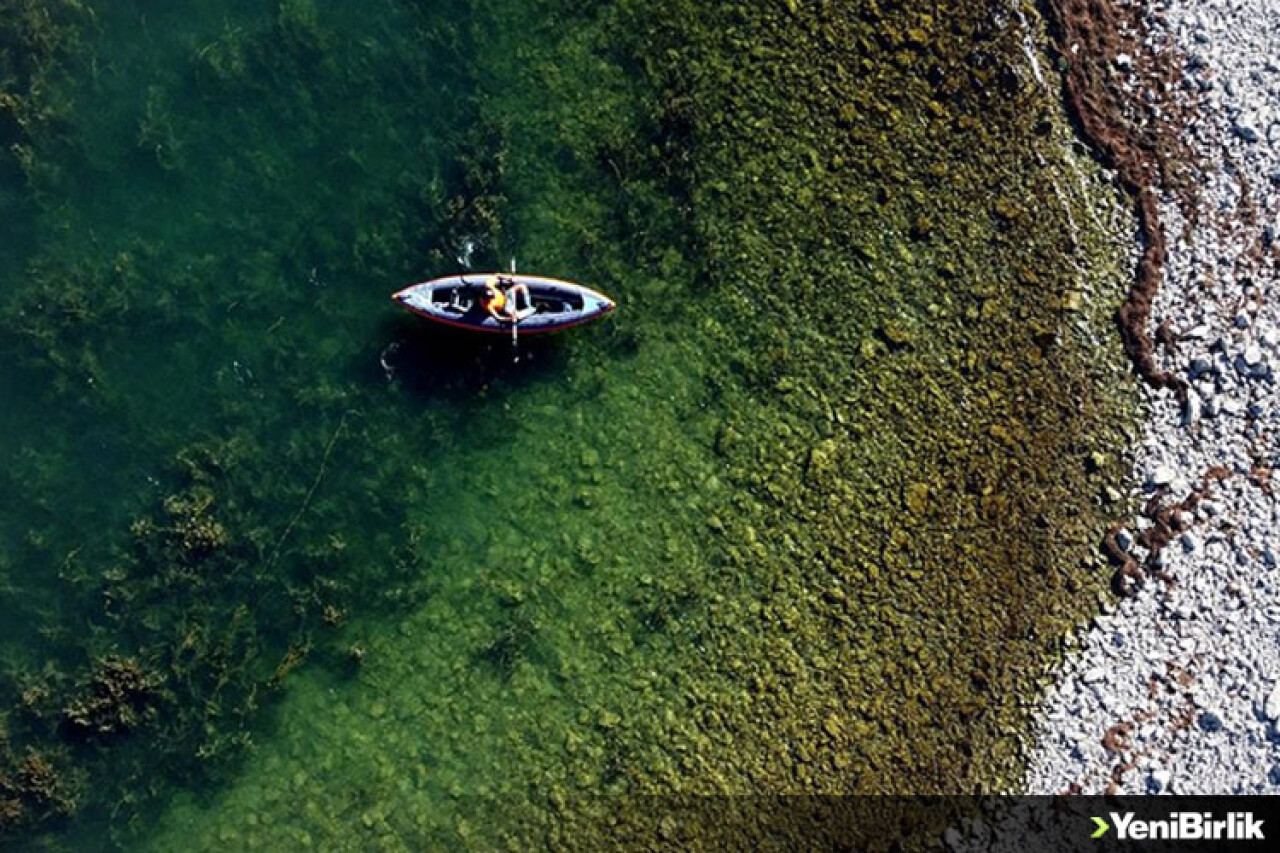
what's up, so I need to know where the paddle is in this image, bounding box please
[509,257,520,362]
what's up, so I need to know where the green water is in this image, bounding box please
[1,0,1139,849]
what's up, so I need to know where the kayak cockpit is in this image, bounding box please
[428,282,585,319]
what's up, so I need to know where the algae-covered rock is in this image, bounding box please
[903,481,930,515]
[879,321,915,348]
[804,439,839,490]
[992,196,1023,222]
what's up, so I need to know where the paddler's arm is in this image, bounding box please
[508,283,536,321]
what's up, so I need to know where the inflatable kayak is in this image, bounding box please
[392,273,615,334]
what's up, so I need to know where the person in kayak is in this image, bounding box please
[479,275,535,322]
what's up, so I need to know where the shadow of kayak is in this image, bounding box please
[370,314,573,405]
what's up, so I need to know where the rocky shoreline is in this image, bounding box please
[1026,0,1280,794]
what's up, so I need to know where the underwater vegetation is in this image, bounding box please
[0,1,464,840]
[1,0,1141,849]
[572,0,1141,794]
[0,0,85,278]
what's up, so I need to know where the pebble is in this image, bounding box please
[1234,118,1261,142]
[1265,682,1280,721]
[1182,391,1202,425]
[1198,712,1224,733]
[1021,0,1280,804]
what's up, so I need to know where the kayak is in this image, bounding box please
[392,273,616,334]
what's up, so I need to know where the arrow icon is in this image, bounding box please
[1091,816,1110,839]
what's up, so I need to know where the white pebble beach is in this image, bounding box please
[1025,0,1280,795]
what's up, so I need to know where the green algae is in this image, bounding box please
[1,0,1140,849]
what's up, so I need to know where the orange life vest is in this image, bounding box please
[482,284,507,315]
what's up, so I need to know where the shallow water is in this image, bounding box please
[2,0,1138,848]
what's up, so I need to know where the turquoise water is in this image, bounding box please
[1,0,1138,849]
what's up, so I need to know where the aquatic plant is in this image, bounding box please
[61,657,163,741]
[0,0,85,146]
[0,742,78,836]
[136,86,184,172]
[0,0,85,222]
